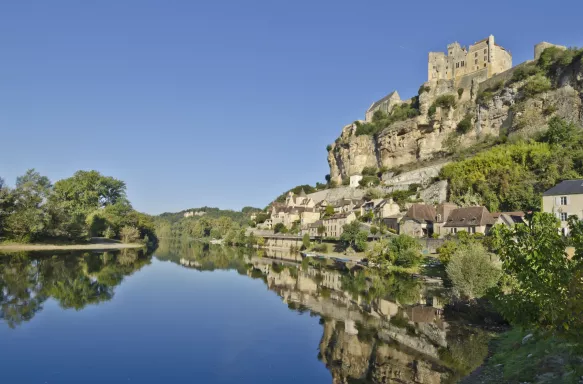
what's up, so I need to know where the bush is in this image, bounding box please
[510,63,540,83]
[437,240,458,264]
[457,88,464,99]
[361,166,378,176]
[103,226,115,239]
[446,241,501,299]
[120,226,140,243]
[418,85,431,94]
[428,94,456,118]
[456,114,473,134]
[359,176,380,187]
[273,223,287,234]
[342,177,350,186]
[311,243,329,253]
[428,104,437,118]
[521,73,551,98]
[476,90,493,105]
[326,144,332,152]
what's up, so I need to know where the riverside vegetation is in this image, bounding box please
[0,170,157,248]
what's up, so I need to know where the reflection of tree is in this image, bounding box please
[341,270,422,304]
[0,258,46,328]
[0,249,152,327]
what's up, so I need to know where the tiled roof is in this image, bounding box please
[543,180,583,196]
[443,206,495,227]
[402,204,436,223]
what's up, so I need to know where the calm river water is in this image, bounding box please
[0,241,490,383]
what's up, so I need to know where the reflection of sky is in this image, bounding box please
[0,258,331,384]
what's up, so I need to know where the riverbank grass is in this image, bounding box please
[475,328,583,383]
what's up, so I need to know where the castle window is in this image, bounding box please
[475,59,478,64]
[484,49,487,54]
[484,56,487,61]
[475,52,478,57]
[484,63,487,67]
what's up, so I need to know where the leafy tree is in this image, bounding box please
[340,221,368,252]
[5,169,52,242]
[370,226,378,235]
[273,223,287,234]
[324,205,335,218]
[492,213,583,335]
[436,240,458,264]
[446,241,501,300]
[120,226,140,243]
[302,233,311,250]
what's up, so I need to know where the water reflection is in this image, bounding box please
[0,249,151,328]
[156,241,491,383]
[0,242,490,383]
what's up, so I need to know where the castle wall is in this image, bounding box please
[478,61,533,93]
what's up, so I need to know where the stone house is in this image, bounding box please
[400,204,437,238]
[286,190,315,209]
[375,198,401,219]
[332,198,362,214]
[361,199,384,216]
[381,214,403,233]
[443,206,495,235]
[308,220,324,237]
[491,212,527,227]
[322,212,356,238]
[433,203,458,237]
[365,91,401,122]
[542,180,583,235]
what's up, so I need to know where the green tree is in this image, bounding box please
[120,226,140,243]
[302,233,311,250]
[340,221,368,251]
[317,225,325,239]
[324,205,335,218]
[446,241,501,300]
[5,169,52,242]
[492,213,583,334]
[273,223,287,234]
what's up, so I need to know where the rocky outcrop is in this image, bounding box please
[328,59,583,183]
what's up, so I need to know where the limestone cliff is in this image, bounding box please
[328,55,583,184]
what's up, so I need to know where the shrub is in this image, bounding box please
[510,64,540,83]
[359,176,380,187]
[103,226,115,239]
[120,226,140,243]
[326,144,332,152]
[428,104,437,118]
[361,166,378,176]
[446,241,501,299]
[542,104,558,116]
[302,233,311,250]
[311,243,328,253]
[434,94,457,109]
[342,177,350,186]
[522,73,551,98]
[273,223,287,234]
[418,85,431,94]
[457,88,464,99]
[456,114,473,134]
[476,90,493,105]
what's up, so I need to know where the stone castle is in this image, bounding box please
[428,35,512,83]
[331,35,575,185]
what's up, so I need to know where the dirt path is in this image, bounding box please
[0,242,144,252]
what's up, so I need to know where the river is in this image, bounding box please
[0,241,491,383]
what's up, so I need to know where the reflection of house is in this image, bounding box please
[322,212,356,238]
[542,180,583,235]
[433,202,458,237]
[400,204,436,237]
[443,206,495,235]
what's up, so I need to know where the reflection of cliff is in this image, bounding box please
[164,243,490,383]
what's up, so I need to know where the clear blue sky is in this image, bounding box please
[1,0,581,214]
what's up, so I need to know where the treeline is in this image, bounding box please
[0,169,157,246]
[154,215,263,247]
[158,206,260,225]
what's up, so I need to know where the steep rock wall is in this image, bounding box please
[328,61,583,183]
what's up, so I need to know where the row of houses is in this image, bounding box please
[259,179,583,239]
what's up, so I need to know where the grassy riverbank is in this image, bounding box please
[462,328,583,383]
[0,237,144,252]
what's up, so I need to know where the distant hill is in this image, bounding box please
[157,206,262,225]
